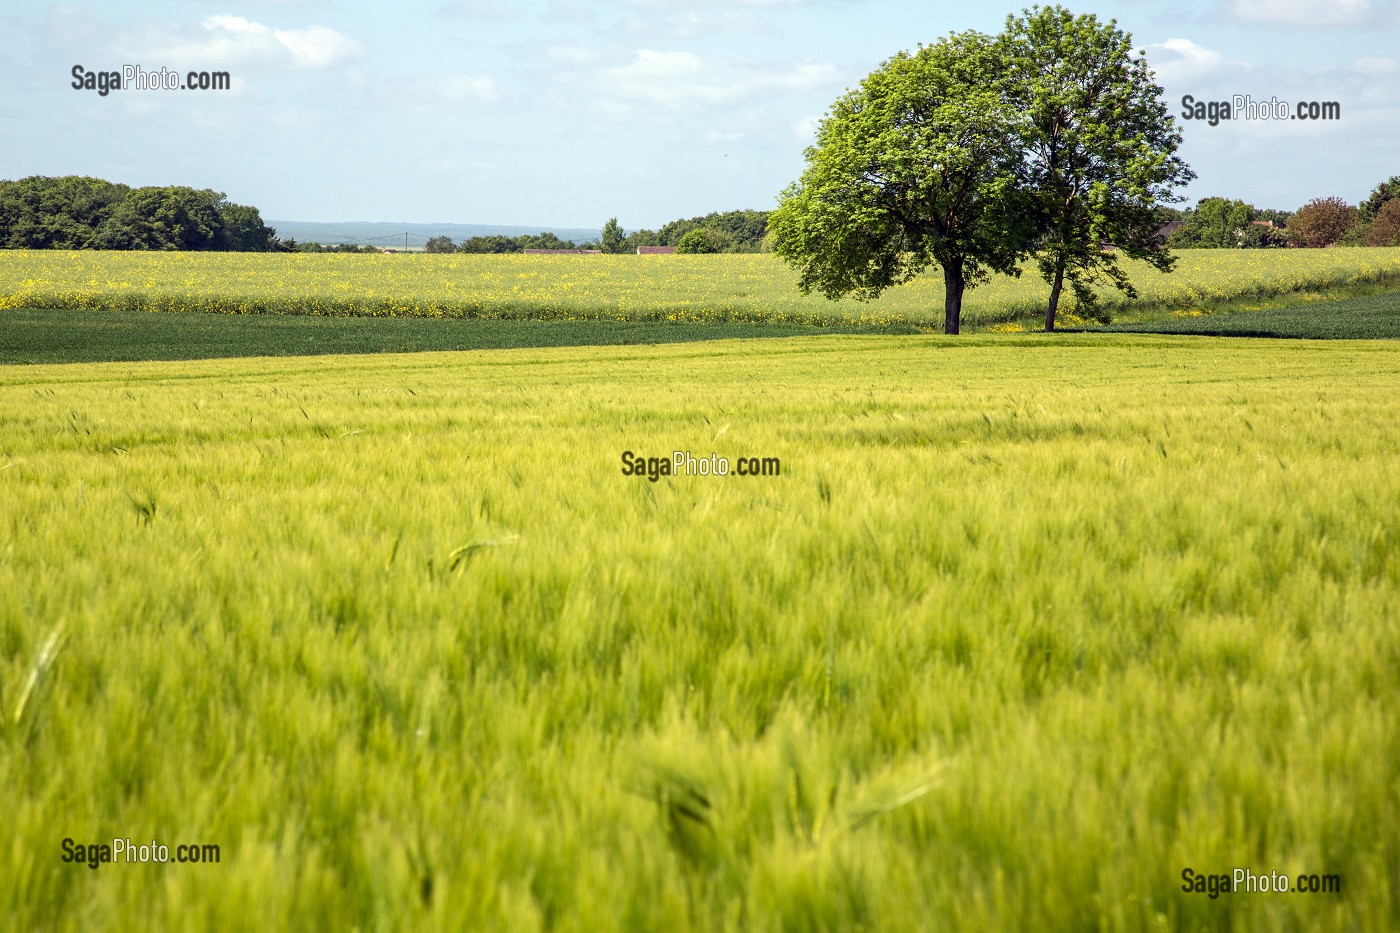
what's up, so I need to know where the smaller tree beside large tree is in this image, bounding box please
[1364,200,1400,247]
[218,203,277,251]
[1360,176,1400,222]
[1288,197,1359,248]
[675,227,734,254]
[1002,6,1194,330]
[600,217,625,254]
[1168,198,1255,248]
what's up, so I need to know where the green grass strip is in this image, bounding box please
[0,308,916,365]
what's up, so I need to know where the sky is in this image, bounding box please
[2,1,1397,231]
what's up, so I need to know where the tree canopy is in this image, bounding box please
[1365,200,1400,247]
[675,227,736,254]
[1002,6,1194,329]
[1168,198,1256,248]
[0,175,279,251]
[1288,197,1359,248]
[769,7,1191,333]
[658,210,768,251]
[457,232,581,253]
[769,30,1030,334]
[1360,176,1400,222]
[600,217,625,254]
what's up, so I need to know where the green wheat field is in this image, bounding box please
[2,331,1397,930]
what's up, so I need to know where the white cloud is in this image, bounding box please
[1350,55,1400,75]
[1151,46,1400,115]
[546,45,601,65]
[662,0,868,6]
[380,74,502,108]
[125,15,362,72]
[1229,0,1396,27]
[435,1,520,20]
[1142,38,1229,85]
[542,1,597,25]
[793,114,820,139]
[624,10,769,40]
[437,74,502,103]
[601,49,839,109]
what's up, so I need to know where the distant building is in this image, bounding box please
[1157,220,1186,242]
[637,246,677,255]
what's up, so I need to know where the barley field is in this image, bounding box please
[2,334,1397,930]
[3,248,1400,326]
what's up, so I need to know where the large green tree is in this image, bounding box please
[675,227,734,254]
[1167,197,1255,248]
[769,31,1030,334]
[1002,6,1193,330]
[1360,176,1400,222]
[622,228,660,251]
[0,175,277,251]
[458,235,521,254]
[658,210,768,250]
[600,217,625,254]
[91,186,224,250]
[218,203,277,251]
[0,176,129,248]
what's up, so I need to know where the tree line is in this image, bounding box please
[425,210,772,255]
[0,176,772,255]
[1165,183,1400,249]
[0,175,280,251]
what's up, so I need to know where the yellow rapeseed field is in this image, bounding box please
[3,248,1400,326]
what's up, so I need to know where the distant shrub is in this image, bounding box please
[1288,197,1360,248]
[1365,201,1400,247]
[1236,224,1298,249]
[1336,223,1370,247]
[675,228,735,254]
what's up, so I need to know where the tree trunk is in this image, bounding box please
[1045,260,1065,332]
[943,258,965,336]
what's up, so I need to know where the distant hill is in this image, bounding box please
[267,220,601,248]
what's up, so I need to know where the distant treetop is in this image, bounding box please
[0,175,280,251]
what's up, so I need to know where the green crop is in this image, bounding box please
[4,248,1400,326]
[2,334,1396,930]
